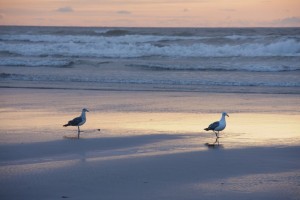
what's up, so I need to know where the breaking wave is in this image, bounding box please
[0,35,299,58]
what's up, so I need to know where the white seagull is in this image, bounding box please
[204,112,229,138]
[63,108,89,139]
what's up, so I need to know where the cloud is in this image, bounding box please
[0,13,4,19]
[116,10,131,15]
[183,8,189,12]
[56,6,74,13]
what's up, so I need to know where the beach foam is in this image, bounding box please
[1,35,299,58]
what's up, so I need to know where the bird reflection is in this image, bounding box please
[205,137,223,149]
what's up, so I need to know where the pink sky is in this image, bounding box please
[0,0,299,27]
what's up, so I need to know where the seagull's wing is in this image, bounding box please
[209,121,219,130]
[207,121,219,131]
[67,116,82,126]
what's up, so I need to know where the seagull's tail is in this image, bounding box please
[63,124,69,127]
[204,128,210,131]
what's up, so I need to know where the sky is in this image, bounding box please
[0,0,299,27]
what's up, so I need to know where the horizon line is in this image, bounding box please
[1,24,299,29]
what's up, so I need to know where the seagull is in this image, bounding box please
[63,108,89,139]
[204,112,229,138]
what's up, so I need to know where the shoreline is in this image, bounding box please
[1,83,300,95]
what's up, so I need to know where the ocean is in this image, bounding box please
[0,26,300,94]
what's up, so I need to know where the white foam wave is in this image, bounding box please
[224,35,260,40]
[0,34,299,58]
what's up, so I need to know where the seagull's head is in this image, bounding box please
[82,108,89,113]
[222,112,229,117]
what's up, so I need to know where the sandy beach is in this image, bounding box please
[0,88,300,199]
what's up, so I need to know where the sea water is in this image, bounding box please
[0,26,300,94]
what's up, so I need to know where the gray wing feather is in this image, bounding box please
[68,117,82,126]
[208,121,219,130]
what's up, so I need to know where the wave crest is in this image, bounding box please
[1,37,299,58]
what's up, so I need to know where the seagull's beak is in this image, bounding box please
[226,114,229,117]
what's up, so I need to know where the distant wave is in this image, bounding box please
[56,28,137,37]
[0,33,199,43]
[101,29,132,36]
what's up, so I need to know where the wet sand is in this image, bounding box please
[0,88,300,199]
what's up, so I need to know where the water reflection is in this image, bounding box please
[0,109,299,149]
[205,137,224,149]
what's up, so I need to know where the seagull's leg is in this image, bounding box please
[77,126,80,139]
[214,131,218,137]
[212,137,220,146]
[217,131,220,138]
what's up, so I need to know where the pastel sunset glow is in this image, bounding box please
[0,0,299,27]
